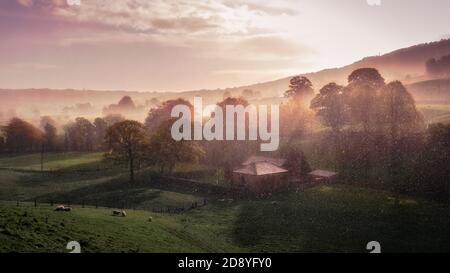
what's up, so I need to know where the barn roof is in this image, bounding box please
[234,162,289,176]
[309,170,337,178]
[242,155,286,167]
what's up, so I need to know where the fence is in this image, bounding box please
[9,197,209,215]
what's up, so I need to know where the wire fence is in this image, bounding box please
[3,197,209,216]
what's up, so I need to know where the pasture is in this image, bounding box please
[418,103,450,124]
[1,153,450,253]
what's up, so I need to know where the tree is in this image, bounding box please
[377,81,424,204]
[311,83,348,134]
[43,123,57,152]
[377,81,423,140]
[39,116,57,130]
[145,98,193,133]
[284,76,314,101]
[93,117,108,150]
[345,68,385,132]
[0,133,5,153]
[212,97,256,182]
[311,83,349,169]
[149,119,204,174]
[241,89,254,99]
[414,123,450,201]
[64,118,95,151]
[426,55,450,77]
[2,118,43,153]
[282,148,311,178]
[103,114,125,127]
[105,120,147,182]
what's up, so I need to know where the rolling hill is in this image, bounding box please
[2,38,450,120]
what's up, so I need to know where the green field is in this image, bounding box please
[1,153,450,253]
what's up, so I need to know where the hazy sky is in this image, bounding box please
[1,0,449,92]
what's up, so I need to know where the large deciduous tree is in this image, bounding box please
[310,82,349,168]
[2,118,43,153]
[93,117,108,151]
[64,117,95,152]
[281,76,315,141]
[43,123,57,152]
[284,76,314,101]
[145,98,193,133]
[149,119,204,174]
[311,83,348,134]
[105,120,147,182]
[345,68,385,132]
[376,81,424,203]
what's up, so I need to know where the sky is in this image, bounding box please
[0,0,450,92]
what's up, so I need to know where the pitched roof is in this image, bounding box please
[309,170,337,178]
[233,162,289,176]
[242,156,286,167]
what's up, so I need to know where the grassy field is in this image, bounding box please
[1,153,450,253]
[418,103,450,124]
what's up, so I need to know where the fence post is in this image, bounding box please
[16,200,19,207]
[50,200,53,206]
[34,199,37,207]
[95,200,98,209]
[82,200,85,208]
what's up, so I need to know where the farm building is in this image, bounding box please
[232,156,289,193]
[232,155,338,193]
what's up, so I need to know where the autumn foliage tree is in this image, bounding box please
[2,118,43,153]
[105,120,147,182]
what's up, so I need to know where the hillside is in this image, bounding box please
[211,39,450,99]
[2,183,450,253]
[1,153,450,253]
[407,78,450,103]
[2,39,450,119]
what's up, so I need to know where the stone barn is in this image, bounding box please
[232,156,289,193]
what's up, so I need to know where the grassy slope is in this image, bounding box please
[418,104,450,124]
[0,153,203,209]
[1,153,450,253]
[2,184,450,253]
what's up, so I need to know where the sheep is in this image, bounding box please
[112,210,126,217]
[55,205,65,211]
[55,205,72,212]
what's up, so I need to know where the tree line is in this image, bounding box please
[0,67,448,202]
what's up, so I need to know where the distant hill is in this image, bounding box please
[198,39,450,99]
[2,39,450,120]
[407,78,450,103]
